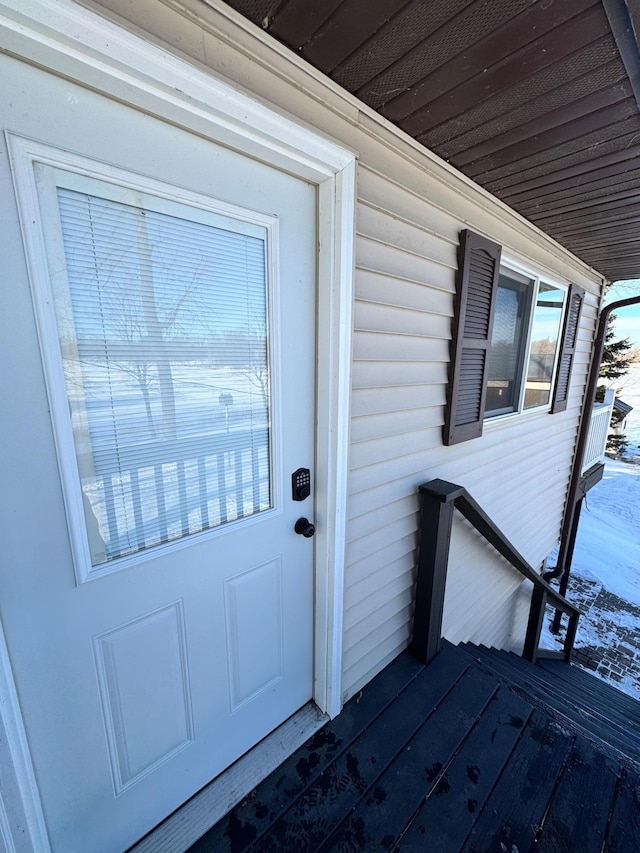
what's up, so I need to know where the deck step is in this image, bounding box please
[465,641,640,733]
[459,643,640,757]
[457,642,640,766]
[539,656,640,719]
[474,642,640,720]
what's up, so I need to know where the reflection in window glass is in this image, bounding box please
[524,283,565,410]
[53,185,272,565]
[485,271,533,416]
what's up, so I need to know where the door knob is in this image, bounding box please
[294,517,315,538]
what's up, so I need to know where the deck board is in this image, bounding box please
[535,742,620,853]
[187,644,640,853]
[248,657,482,851]
[604,769,640,852]
[323,668,503,851]
[397,686,532,851]
[459,709,575,853]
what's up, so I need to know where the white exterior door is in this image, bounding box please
[0,51,317,852]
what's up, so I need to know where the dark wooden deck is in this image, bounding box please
[188,642,640,852]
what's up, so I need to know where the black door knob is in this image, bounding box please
[294,517,315,538]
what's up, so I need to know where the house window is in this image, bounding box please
[485,271,566,418]
[443,229,585,446]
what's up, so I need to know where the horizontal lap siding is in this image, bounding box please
[346,534,416,588]
[345,174,601,697]
[87,0,604,703]
[345,194,451,696]
[443,521,534,652]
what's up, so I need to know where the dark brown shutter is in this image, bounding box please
[443,229,501,445]
[551,283,585,414]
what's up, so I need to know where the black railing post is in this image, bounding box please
[411,481,464,664]
[412,479,581,665]
[552,495,584,633]
[564,612,579,662]
[523,585,547,663]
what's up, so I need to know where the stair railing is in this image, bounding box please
[412,479,582,666]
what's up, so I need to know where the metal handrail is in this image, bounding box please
[412,479,582,666]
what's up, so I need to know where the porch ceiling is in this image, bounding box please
[222,0,640,282]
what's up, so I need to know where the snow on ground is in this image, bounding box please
[571,456,640,606]
[541,450,640,699]
[537,358,640,698]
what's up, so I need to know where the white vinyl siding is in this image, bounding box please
[79,0,604,701]
[348,183,599,696]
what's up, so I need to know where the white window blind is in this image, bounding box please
[54,186,271,565]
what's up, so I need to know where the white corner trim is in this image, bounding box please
[0,800,18,853]
[314,160,356,719]
[0,619,50,852]
[0,0,355,844]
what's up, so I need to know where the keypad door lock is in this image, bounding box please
[291,468,311,501]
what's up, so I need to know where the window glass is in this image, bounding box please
[523,283,565,409]
[485,270,533,416]
[52,182,272,566]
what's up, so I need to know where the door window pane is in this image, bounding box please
[53,185,272,565]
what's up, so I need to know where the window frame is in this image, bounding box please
[14,146,283,583]
[443,229,586,446]
[484,257,568,423]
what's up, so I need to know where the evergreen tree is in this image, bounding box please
[597,312,636,454]
[600,313,635,380]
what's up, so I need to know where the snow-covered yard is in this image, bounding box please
[570,456,640,607]
[542,454,640,699]
[539,359,640,698]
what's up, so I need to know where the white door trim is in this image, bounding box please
[0,619,51,853]
[0,0,354,849]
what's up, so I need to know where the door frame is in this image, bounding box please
[0,1,355,849]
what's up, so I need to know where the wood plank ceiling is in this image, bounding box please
[222,0,640,282]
